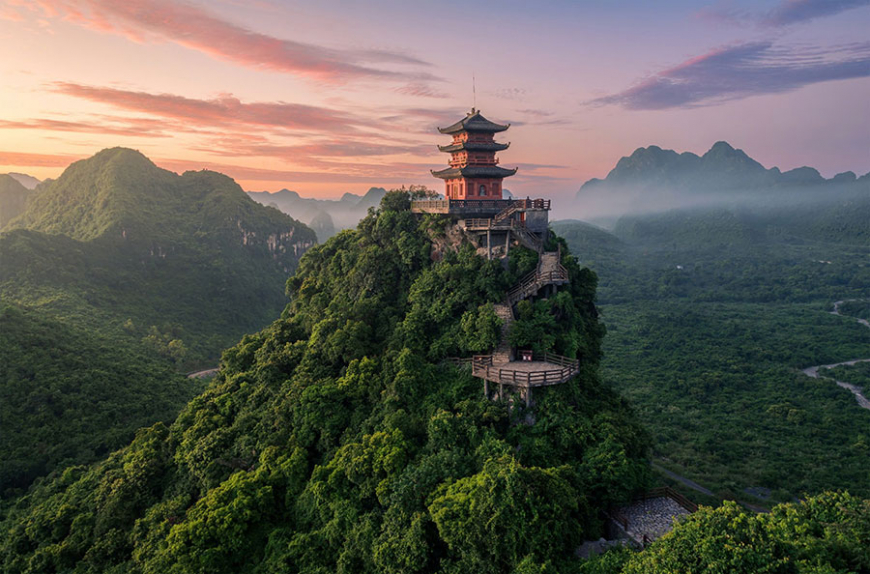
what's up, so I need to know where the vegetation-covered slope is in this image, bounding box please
[0,304,202,497]
[0,190,648,574]
[583,492,870,574]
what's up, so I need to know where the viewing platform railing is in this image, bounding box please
[470,352,580,388]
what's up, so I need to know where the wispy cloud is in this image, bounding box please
[0,150,80,167]
[394,84,450,99]
[0,116,169,138]
[155,157,428,184]
[590,41,870,110]
[763,0,870,26]
[27,0,438,83]
[53,82,371,133]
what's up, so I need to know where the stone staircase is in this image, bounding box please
[492,303,514,364]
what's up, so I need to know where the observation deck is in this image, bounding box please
[472,352,580,407]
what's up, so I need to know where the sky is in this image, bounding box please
[1,0,868,203]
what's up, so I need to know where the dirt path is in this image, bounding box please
[801,300,870,411]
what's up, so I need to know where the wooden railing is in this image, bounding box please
[410,198,552,212]
[471,352,579,387]
[506,266,569,306]
[463,218,513,230]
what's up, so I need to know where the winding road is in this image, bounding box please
[800,300,870,411]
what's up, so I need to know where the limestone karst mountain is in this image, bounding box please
[0,148,317,492]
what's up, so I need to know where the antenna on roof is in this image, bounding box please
[472,72,476,110]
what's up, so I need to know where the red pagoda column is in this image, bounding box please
[432,108,517,200]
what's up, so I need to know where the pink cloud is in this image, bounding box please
[53,82,370,133]
[31,0,437,83]
[154,157,423,184]
[0,117,169,138]
[0,150,81,167]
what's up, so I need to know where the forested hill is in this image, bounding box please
[1,147,317,364]
[0,190,649,574]
[0,148,317,495]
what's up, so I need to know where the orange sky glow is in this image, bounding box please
[1,0,868,203]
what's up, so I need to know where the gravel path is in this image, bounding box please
[616,496,691,542]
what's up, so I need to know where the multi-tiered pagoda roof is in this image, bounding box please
[437,110,510,134]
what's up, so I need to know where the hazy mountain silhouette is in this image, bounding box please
[248,186,387,233]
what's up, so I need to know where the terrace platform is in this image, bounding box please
[472,352,579,406]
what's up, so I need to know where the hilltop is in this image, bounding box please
[0,190,649,573]
[2,147,317,362]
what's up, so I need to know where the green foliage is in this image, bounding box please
[0,305,201,497]
[459,303,502,353]
[621,492,870,574]
[0,190,647,574]
[429,456,580,573]
[510,299,557,353]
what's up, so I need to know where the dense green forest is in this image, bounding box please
[822,362,870,397]
[0,190,650,573]
[0,148,317,493]
[0,304,204,498]
[554,193,870,505]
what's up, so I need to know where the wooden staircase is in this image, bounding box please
[493,202,521,224]
[506,251,569,307]
[511,222,543,252]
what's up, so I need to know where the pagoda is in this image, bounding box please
[432,108,517,200]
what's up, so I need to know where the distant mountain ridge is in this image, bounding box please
[248,186,387,241]
[5,172,40,190]
[0,175,31,228]
[578,141,867,195]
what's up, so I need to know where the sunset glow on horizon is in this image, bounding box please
[1,0,868,202]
